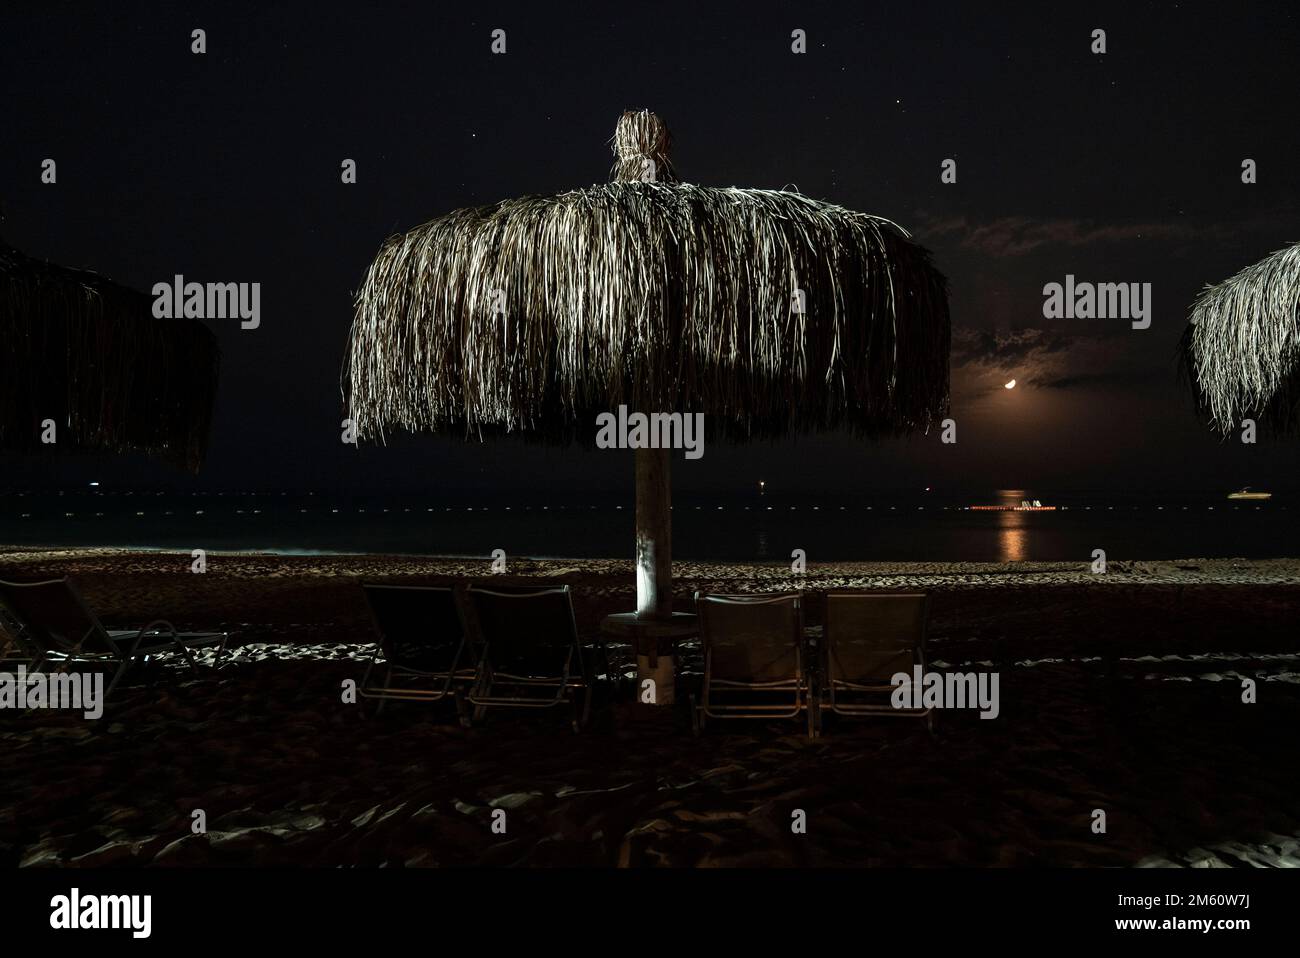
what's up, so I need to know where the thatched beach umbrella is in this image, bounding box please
[1182,242,1300,435]
[0,238,219,472]
[345,110,950,622]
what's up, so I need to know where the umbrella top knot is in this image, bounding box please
[611,110,678,184]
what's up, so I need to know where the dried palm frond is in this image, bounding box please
[0,240,219,471]
[1182,242,1300,435]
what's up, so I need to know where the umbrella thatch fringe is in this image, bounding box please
[1182,241,1300,435]
[345,182,950,444]
[0,242,219,471]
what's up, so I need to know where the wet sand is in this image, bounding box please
[2,548,1298,867]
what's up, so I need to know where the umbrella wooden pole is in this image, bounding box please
[635,446,672,619]
[635,446,675,704]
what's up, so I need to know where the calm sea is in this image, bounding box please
[0,488,1295,562]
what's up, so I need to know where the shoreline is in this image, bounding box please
[3,546,1300,584]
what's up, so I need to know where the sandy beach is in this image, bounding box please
[2,548,1298,868]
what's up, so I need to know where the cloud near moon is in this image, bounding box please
[951,327,1138,397]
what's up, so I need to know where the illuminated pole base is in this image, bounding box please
[635,446,673,705]
[636,652,676,707]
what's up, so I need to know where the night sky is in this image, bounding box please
[4,1,1299,497]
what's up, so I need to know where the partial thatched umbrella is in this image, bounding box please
[345,110,950,620]
[1182,242,1300,435]
[0,238,219,472]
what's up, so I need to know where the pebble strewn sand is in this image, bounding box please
[1,549,1298,867]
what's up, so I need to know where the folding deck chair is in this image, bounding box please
[0,605,35,665]
[0,577,228,701]
[820,591,933,731]
[691,591,814,738]
[462,584,593,732]
[358,583,475,719]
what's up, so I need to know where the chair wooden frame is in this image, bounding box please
[358,583,476,720]
[692,591,814,738]
[820,591,934,731]
[463,584,593,732]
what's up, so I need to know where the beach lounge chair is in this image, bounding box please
[0,599,37,665]
[0,577,228,700]
[691,592,814,738]
[820,591,933,731]
[358,583,475,718]
[463,584,593,732]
